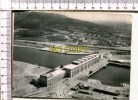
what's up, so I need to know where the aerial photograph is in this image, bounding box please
[12,11,131,100]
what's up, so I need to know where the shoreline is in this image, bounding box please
[14,39,131,51]
[13,45,92,55]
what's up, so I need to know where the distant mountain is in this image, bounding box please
[14,11,131,47]
[14,11,107,31]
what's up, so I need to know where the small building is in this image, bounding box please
[78,59,86,63]
[72,61,81,65]
[81,57,89,61]
[38,69,66,86]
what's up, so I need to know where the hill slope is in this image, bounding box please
[14,11,131,47]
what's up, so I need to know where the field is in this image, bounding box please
[12,61,51,97]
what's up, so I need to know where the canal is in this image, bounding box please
[89,64,130,86]
[13,46,86,68]
[13,46,130,86]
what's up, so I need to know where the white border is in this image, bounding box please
[12,12,138,100]
[0,0,138,100]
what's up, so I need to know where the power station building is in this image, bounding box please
[37,54,101,86]
[63,54,101,77]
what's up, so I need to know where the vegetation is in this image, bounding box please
[14,11,131,47]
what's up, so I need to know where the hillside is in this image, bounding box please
[14,11,131,47]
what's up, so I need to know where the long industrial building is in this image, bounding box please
[37,53,101,86]
[63,54,101,77]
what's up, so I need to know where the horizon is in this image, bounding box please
[40,11,132,24]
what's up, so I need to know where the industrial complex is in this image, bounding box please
[34,53,107,87]
[13,11,131,99]
[31,52,130,88]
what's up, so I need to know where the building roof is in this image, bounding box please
[72,61,81,65]
[88,54,93,57]
[85,56,93,59]
[88,54,96,57]
[63,64,78,70]
[41,69,65,80]
[78,59,86,62]
[81,58,89,60]
[52,69,65,76]
[64,54,100,70]
[86,54,99,59]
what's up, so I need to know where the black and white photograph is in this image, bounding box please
[12,11,131,100]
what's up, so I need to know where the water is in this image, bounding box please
[13,46,85,68]
[13,46,130,86]
[89,64,130,86]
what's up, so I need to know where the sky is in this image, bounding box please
[43,11,132,24]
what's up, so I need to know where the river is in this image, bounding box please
[13,46,86,68]
[13,46,130,86]
[89,64,130,86]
